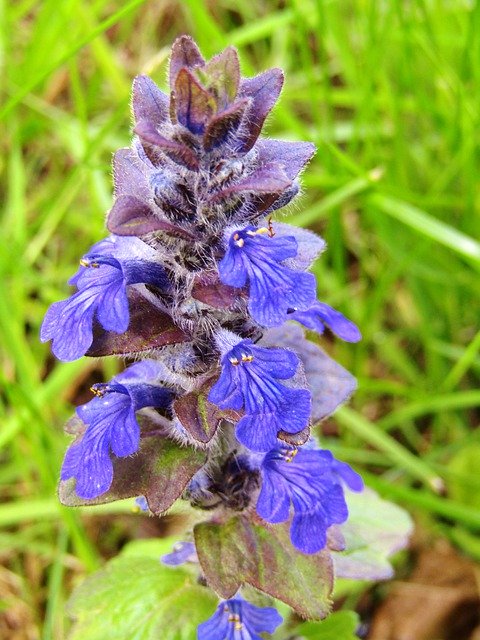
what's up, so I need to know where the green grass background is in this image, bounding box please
[1,0,480,637]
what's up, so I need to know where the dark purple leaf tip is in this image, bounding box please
[237,68,284,152]
[174,68,216,135]
[192,271,239,309]
[169,35,206,90]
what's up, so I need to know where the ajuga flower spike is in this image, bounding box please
[43,36,367,633]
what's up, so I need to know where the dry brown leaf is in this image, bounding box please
[368,540,480,640]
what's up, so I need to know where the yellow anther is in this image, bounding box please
[90,385,105,397]
[80,258,99,268]
[284,447,299,463]
[235,622,243,630]
[255,226,270,235]
[241,354,253,363]
[229,357,240,366]
[233,233,245,247]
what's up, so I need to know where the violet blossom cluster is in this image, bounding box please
[42,36,363,636]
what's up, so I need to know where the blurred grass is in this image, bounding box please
[1,0,479,637]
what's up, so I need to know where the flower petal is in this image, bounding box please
[256,469,290,523]
[291,510,328,554]
[290,301,361,342]
[197,606,229,640]
[235,413,279,452]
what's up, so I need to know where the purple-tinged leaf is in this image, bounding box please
[299,344,357,424]
[335,548,394,581]
[107,195,196,241]
[203,98,249,151]
[256,139,316,180]
[210,163,291,202]
[192,271,238,309]
[173,381,240,444]
[59,412,206,514]
[107,196,162,236]
[194,515,333,619]
[263,182,300,215]
[327,525,346,552]
[237,68,284,152]
[201,46,240,108]
[232,163,291,194]
[273,222,326,269]
[244,191,293,219]
[174,68,216,135]
[134,119,199,170]
[86,289,189,357]
[146,219,196,241]
[113,148,150,201]
[263,325,356,424]
[131,75,169,127]
[334,489,413,581]
[169,35,205,90]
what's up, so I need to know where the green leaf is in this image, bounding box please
[68,557,217,640]
[194,515,333,619]
[334,489,413,581]
[296,610,360,639]
[59,412,206,514]
[448,444,480,509]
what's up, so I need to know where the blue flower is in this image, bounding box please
[40,236,170,362]
[288,301,361,342]
[256,446,362,554]
[134,496,149,512]
[197,597,282,640]
[208,338,311,452]
[61,361,173,499]
[161,541,198,566]
[218,226,316,327]
[330,456,364,492]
